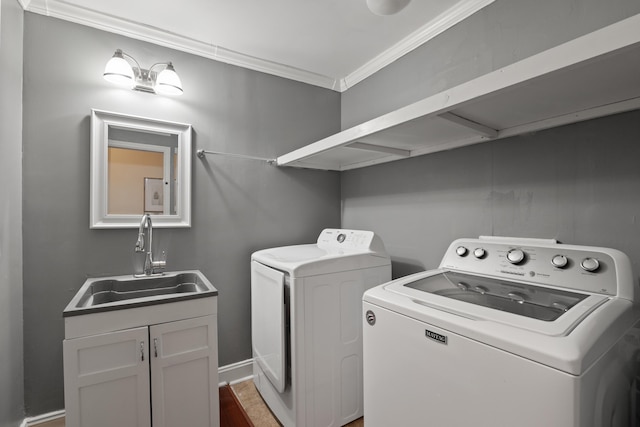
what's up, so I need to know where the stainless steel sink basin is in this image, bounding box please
[64,270,217,316]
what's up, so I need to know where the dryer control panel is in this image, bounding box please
[317,228,387,254]
[440,236,633,300]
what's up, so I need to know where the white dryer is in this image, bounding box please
[251,229,391,427]
[363,236,640,427]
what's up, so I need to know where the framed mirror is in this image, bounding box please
[90,109,192,228]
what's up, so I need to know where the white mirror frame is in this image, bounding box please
[90,109,192,228]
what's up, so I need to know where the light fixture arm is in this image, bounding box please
[117,49,143,72]
[148,62,171,71]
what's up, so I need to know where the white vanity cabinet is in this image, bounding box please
[63,294,219,427]
[64,326,151,427]
[150,315,218,427]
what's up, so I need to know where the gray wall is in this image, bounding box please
[22,13,341,415]
[342,111,640,278]
[0,0,24,425]
[340,0,640,278]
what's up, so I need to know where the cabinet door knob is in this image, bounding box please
[140,341,145,361]
[154,338,159,358]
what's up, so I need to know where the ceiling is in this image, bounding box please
[21,0,494,91]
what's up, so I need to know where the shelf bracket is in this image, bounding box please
[347,142,411,157]
[438,112,498,139]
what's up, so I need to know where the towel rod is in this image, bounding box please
[196,149,277,165]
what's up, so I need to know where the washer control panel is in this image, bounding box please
[441,237,628,297]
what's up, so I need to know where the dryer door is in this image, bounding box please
[251,261,286,392]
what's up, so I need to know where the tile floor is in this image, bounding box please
[32,379,364,427]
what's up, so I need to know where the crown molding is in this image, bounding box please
[23,0,493,92]
[340,0,495,91]
[212,46,339,90]
[23,0,341,90]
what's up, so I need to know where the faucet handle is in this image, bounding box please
[151,251,167,274]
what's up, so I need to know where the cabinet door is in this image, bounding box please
[150,315,219,427]
[63,327,151,427]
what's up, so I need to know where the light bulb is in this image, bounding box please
[155,63,183,96]
[103,50,135,88]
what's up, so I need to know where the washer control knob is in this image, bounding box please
[581,257,600,272]
[473,248,486,259]
[506,249,525,265]
[551,254,568,269]
[456,246,468,257]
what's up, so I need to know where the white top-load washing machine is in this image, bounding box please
[251,229,391,427]
[363,236,640,427]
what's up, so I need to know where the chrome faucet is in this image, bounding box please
[134,213,166,276]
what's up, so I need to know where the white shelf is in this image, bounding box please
[276,14,640,171]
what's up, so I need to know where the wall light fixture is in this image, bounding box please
[366,0,411,15]
[103,49,183,96]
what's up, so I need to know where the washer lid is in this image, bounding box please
[405,270,590,322]
[382,269,609,337]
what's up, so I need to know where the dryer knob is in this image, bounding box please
[581,257,600,272]
[473,248,486,259]
[456,246,468,257]
[506,249,525,265]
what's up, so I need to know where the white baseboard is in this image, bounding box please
[218,358,254,386]
[23,359,255,426]
[21,409,65,427]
